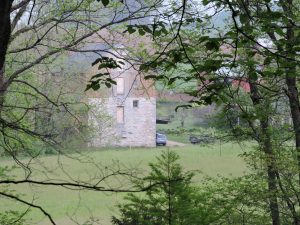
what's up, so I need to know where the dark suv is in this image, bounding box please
[189,134,215,144]
[156,133,167,146]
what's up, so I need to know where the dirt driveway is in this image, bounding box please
[166,140,186,147]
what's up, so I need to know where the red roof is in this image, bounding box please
[232,80,251,92]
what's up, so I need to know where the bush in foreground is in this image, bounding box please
[112,151,233,225]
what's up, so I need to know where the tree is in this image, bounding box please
[112,151,195,225]
[112,151,228,225]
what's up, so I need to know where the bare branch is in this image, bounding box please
[0,191,56,225]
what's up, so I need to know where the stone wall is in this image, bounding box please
[89,97,156,147]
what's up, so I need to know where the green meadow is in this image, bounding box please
[0,142,252,225]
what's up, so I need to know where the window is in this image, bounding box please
[115,78,124,95]
[133,100,139,108]
[116,106,124,123]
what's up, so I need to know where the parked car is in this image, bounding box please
[189,136,200,144]
[189,134,215,144]
[156,133,167,146]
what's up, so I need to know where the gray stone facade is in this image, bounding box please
[87,60,156,147]
[89,97,156,147]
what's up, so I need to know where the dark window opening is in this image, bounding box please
[133,100,139,108]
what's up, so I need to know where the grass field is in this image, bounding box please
[0,142,252,225]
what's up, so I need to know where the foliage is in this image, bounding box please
[85,57,123,91]
[112,151,203,225]
[112,150,278,225]
[112,151,235,225]
[0,211,26,225]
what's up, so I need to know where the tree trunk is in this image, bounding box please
[285,76,300,183]
[261,120,281,225]
[265,1,300,222]
[249,82,281,225]
[284,22,300,189]
[0,1,12,108]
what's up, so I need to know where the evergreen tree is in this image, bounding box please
[112,151,226,225]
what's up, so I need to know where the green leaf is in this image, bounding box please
[239,13,248,24]
[85,84,92,91]
[138,29,146,36]
[101,0,109,7]
[172,52,182,63]
[202,0,210,5]
[105,82,111,88]
[249,71,258,80]
[205,40,219,51]
[91,82,100,91]
[141,25,152,33]
[106,78,117,85]
[154,30,161,37]
[127,25,136,34]
[168,77,177,85]
[274,27,285,36]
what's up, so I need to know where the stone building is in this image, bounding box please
[64,13,157,147]
[86,60,156,147]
